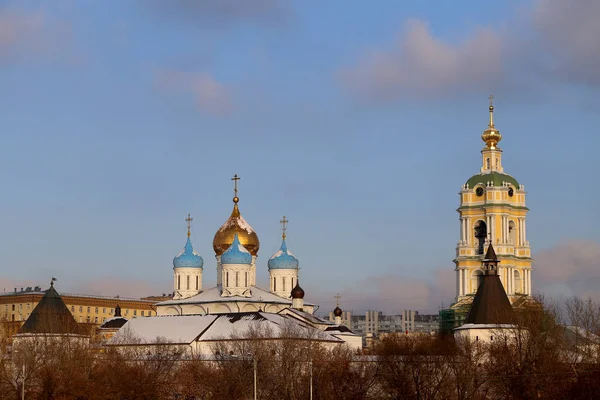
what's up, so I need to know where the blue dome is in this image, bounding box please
[173,237,204,268]
[221,233,253,265]
[268,239,299,270]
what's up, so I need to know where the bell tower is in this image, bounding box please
[454,97,532,304]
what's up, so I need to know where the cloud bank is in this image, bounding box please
[340,0,600,100]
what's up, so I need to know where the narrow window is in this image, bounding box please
[236,272,239,287]
[292,277,294,288]
[79,306,82,312]
[134,310,137,316]
[95,307,98,314]
[226,272,229,287]
[71,306,75,312]
[177,275,181,290]
[245,272,248,287]
[141,310,145,316]
[486,158,490,169]
[187,275,190,290]
[196,276,199,290]
[274,277,276,291]
[283,277,286,292]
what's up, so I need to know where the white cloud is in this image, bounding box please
[339,19,505,100]
[155,69,233,115]
[340,0,600,101]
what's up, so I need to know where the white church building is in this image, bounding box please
[108,177,361,354]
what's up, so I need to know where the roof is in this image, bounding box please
[100,316,128,329]
[18,284,83,335]
[158,285,314,307]
[466,172,519,189]
[109,312,342,346]
[464,273,515,325]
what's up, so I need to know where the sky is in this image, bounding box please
[1,0,599,315]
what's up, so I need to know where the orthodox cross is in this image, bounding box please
[488,94,495,127]
[335,293,341,307]
[488,94,494,107]
[231,174,241,201]
[186,213,193,238]
[280,216,288,239]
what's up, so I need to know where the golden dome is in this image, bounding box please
[213,201,260,256]
[481,96,502,149]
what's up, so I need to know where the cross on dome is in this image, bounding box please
[231,174,240,203]
[335,293,341,307]
[280,216,288,239]
[186,213,193,238]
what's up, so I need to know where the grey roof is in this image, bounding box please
[18,283,82,335]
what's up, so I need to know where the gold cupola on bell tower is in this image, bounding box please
[481,95,502,149]
[212,174,260,256]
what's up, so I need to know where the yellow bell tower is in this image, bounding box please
[454,96,532,305]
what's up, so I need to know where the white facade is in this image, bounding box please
[269,269,298,299]
[173,267,203,300]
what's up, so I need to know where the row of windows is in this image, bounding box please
[273,277,294,292]
[177,275,200,291]
[226,271,248,288]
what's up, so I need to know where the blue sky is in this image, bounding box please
[1,0,599,314]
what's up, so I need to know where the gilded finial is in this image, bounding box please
[280,216,288,240]
[481,95,502,149]
[488,94,494,127]
[185,213,193,238]
[231,174,240,204]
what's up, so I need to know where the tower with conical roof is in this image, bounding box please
[454,243,517,342]
[454,97,532,305]
[173,214,204,300]
[17,280,82,336]
[268,216,300,298]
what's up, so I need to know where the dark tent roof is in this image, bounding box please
[18,283,82,335]
[464,244,515,325]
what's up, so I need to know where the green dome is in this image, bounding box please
[466,172,519,189]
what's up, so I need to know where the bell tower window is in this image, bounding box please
[486,158,490,170]
[474,220,487,255]
[509,220,516,245]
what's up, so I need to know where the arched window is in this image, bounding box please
[235,272,239,287]
[486,158,490,169]
[226,272,229,287]
[177,275,180,290]
[471,270,483,293]
[509,220,516,245]
[514,270,522,294]
[273,277,276,291]
[186,275,190,290]
[474,220,487,255]
[495,158,499,169]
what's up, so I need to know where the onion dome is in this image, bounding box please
[173,237,204,268]
[291,282,305,299]
[221,233,253,264]
[100,304,128,329]
[333,306,343,317]
[174,214,203,268]
[213,178,260,256]
[268,238,299,270]
[481,95,502,149]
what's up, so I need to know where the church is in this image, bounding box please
[156,175,314,316]
[108,176,362,354]
[452,97,533,312]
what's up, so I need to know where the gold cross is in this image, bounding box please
[335,293,341,307]
[280,216,288,239]
[186,213,193,238]
[231,174,241,199]
[488,94,494,107]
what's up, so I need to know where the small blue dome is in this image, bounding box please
[268,239,299,270]
[221,233,253,265]
[173,237,204,268]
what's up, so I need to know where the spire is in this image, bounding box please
[481,95,502,149]
[465,244,515,325]
[186,213,193,238]
[231,173,240,204]
[280,216,288,240]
